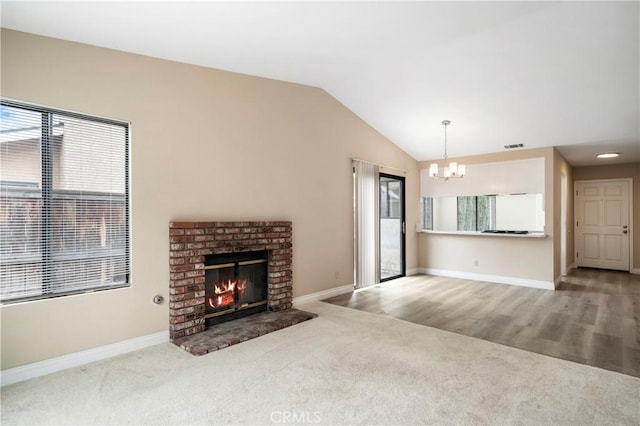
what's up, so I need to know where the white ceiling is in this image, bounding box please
[1,1,638,166]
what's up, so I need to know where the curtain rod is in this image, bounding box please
[352,158,407,174]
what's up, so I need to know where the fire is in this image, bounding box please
[207,279,247,309]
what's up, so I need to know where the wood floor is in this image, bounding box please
[323,268,640,377]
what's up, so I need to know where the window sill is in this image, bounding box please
[417,230,548,238]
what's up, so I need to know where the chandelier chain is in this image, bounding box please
[443,124,448,161]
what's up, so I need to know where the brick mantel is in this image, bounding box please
[168,221,293,340]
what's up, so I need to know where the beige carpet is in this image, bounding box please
[2,301,639,425]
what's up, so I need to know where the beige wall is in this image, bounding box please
[417,147,556,283]
[573,162,640,270]
[0,29,420,369]
[553,149,574,278]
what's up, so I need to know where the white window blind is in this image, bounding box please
[353,160,379,289]
[0,100,129,303]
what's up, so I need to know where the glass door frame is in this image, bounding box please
[379,172,406,282]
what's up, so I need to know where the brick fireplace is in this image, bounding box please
[169,221,292,340]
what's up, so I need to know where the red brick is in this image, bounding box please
[170,330,185,339]
[272,249,292,255]
[172,278,195,287]
[185,228,205,235]
[169,284,203,294]
[170,235,193,243]
[185,270,204,278]
[170,264,194,273]
[186,242,205,249]
[170,315,185,324]
[170,292,195,302]
[170,272,185,280]
[203,241,223,250]
[194,222,217,228]
[170,250,194,258]
[184,325,206,335]
[213,247,234,254]
[173,320,196,331]
[170,222,195,228]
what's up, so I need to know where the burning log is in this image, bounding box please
[207,279,248,309]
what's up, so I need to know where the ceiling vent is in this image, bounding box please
[504,143,525,150]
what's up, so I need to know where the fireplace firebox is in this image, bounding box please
[204,250,268,326]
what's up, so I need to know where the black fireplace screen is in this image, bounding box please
[204,250,268,325]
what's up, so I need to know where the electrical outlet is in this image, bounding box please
[334,271,340,280]
[473,260,479,267]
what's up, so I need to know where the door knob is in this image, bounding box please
[623,230,628,234]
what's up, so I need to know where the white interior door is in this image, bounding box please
[575,180,630,271]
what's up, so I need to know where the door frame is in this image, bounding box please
[379,172,406,282]
[574,178,633,272]
[561,174,567,276]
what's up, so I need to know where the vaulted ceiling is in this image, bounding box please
[1,1,638,166]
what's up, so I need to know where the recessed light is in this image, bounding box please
[596,152,620,159]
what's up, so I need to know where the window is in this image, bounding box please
[0,100,129,303]
[421,197,433,230]
[457,196,495,231]
[380,179,401,219]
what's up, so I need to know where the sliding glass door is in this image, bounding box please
[379,174,405,281]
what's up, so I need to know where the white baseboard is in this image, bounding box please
[631,268,640,275]
[1,330,169,387]
[562,263,577,276]
[293,284,353,305]
[554,275,563,288]
[419,268,555,290]
[406,268,419,276]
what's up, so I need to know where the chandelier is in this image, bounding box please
[429,120,465,180]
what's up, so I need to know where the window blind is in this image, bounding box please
[353,160,379,289]
[0,100,129,303]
